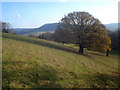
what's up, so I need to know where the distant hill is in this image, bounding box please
[14,23,58,35]
[104,23,119,31]
[14,23,119,35]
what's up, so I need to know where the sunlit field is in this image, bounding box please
[2,33,118,88]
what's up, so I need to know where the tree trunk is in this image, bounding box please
[78,44,84,53]
[106,49,109,56]
[62,42,65,45]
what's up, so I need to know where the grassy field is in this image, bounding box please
[2,33,118,88]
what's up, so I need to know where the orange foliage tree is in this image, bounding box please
[56,11,111,56]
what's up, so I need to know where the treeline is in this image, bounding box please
[107,30,118,50]
[28,30,119,50]
[33,29,118,53]
[1,21,16,34]
[27,32,53,40]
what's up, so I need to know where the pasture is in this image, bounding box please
[2,33,118,88]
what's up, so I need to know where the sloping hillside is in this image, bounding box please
[2,33,118,88]
[105,23,118,31]
[14,23,58,34]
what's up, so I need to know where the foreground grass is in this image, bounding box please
[2,33,118,88]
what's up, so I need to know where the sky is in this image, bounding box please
[1,0,119,28]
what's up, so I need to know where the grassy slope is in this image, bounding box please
[2,33,118,88]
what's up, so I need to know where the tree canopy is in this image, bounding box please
[55,11,111,55]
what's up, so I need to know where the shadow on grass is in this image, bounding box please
[2,59,119,88]
[3,34,77,54]
[29,66,62,88]
[87,52,105,57]
[82,53,118,70]
[88,73,119,88]
[2,64,62,88]
[68,71,119,88]
[3,34,111,58]
[3,34,110,57]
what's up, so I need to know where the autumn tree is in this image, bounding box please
[85,30,111,56]
[38,33,46,39]
[57,11,111,56]
[44,32,54,41]
[54,29,76,44]
[28,33,35,37]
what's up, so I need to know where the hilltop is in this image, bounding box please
[105,23,118,31]
[14,23,118,35]
[14,23,58,35]
[2,33,118,88]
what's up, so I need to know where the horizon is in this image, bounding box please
[2,0,118,28]
[13,22,118,29]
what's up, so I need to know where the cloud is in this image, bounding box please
[17,14,21,18]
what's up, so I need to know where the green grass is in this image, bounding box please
[2,33,118,88]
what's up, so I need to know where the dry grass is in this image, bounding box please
[2,33,118,88]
